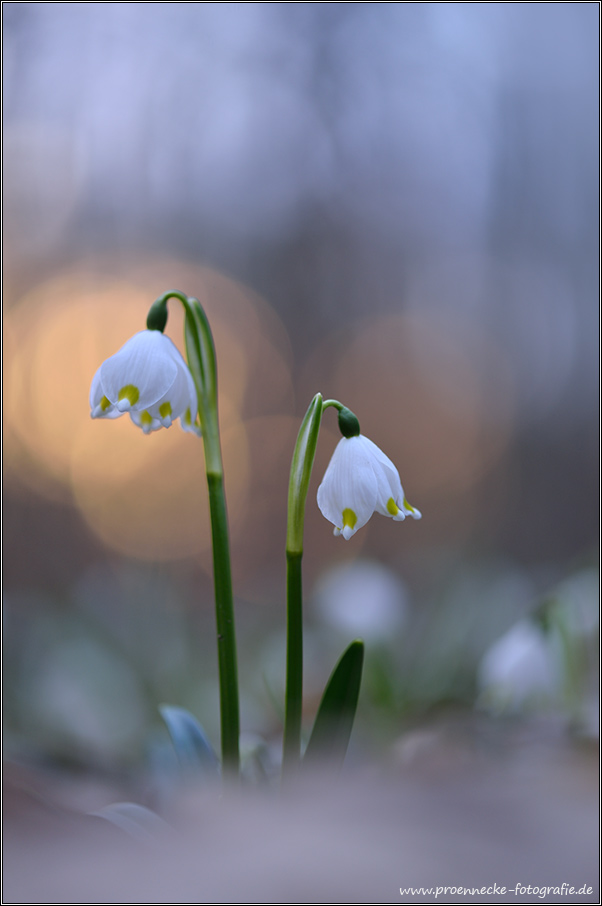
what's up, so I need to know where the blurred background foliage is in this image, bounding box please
[2,3,598,778]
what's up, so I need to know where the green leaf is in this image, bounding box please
[303,639,364,770]
[286,393,323,555]
[159,704,220,778]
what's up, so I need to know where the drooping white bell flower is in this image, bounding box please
[90,330,201,435]
[317,435,421,539]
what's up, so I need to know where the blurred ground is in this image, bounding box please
[3,717,599,904]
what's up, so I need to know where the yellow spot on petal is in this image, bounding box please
[140,410,153,426]
[100,395,112,412]
[386,497,400,516]
[183,408,192,425]
[342,508,357,530]
[402,496,416,513]
[118,384,140,406]
[159,401,172,418]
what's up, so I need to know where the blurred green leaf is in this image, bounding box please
[304,639,364,770]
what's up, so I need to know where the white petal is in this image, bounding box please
[146,358,196,421]
[403,502,422,520]
[372,469,403,517]
[359,436,421,521]
[161,336,198,400]
[180,406,202,436]
[142,336,200,431]
[91,403,122,420]
[356,437,400,513]
[99,331,178,410]
[346,436,397,522]
[359,435,399,472]
[129,410,162,434]
[89,366,120,419]
[317,437,378,536]
[89,366,103,409]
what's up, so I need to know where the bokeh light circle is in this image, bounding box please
[3,260,294,562]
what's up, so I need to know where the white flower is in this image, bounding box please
[478,620,561,712]
[317,434,421,539]
[314,560,409,641]
[90,330,201,435]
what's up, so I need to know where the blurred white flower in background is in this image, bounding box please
[478,620,562,712]
[552,568,599,638]
[313,559,409,643]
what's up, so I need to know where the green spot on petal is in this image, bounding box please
[386,497,400,516]
[159,401,172,418]
[100,395,112,412]
[140,410,153,426]
[403,496,416,513]
[342,508,357,530]
[118,384,140,406]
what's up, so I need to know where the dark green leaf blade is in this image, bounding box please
[303,639,364,770]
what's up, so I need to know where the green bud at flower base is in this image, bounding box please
[337,406,360,438]
[146,300,168,333]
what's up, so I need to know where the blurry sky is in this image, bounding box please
[3,2,599,595]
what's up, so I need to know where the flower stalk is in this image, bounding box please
[91,291,420,785]
[283,396,362,773]
[283,396,420,775]
[149,291,240,776]
[283,392,323,774]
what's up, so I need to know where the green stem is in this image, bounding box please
[206,468,239,773]
[150,290,240,776]
[283,551,303,773]
[282,394,323,776]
